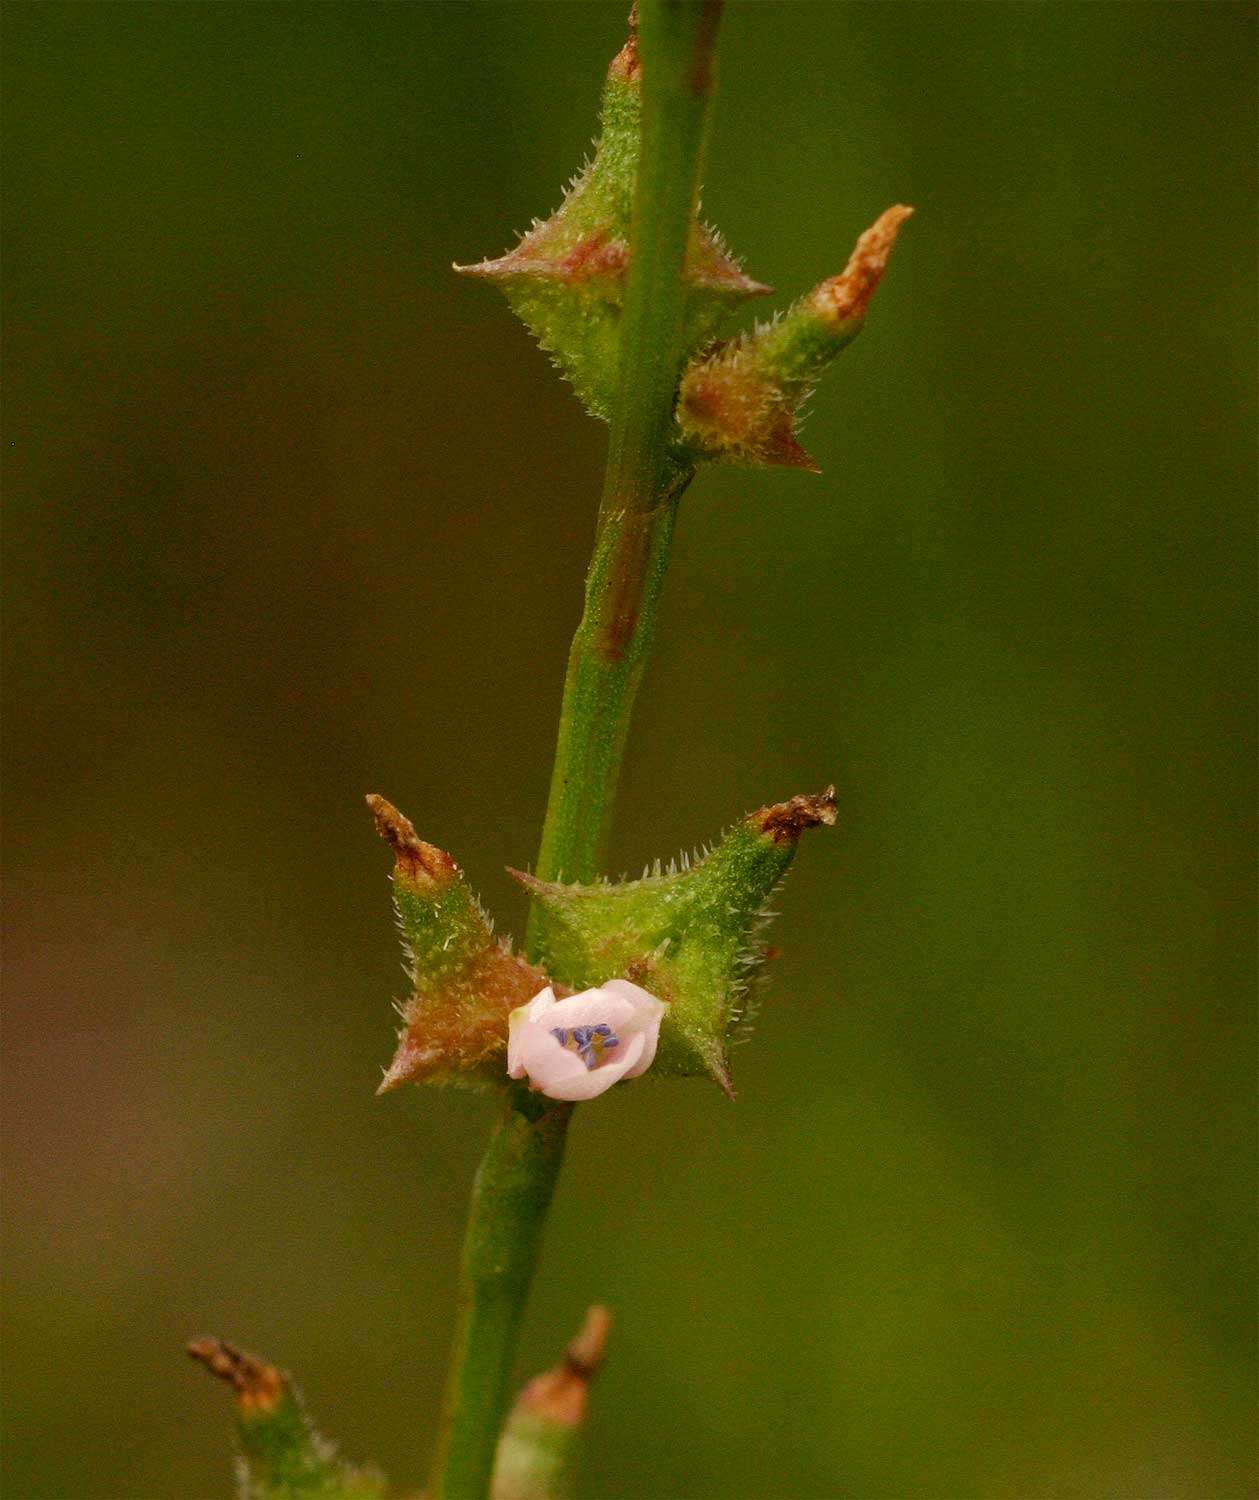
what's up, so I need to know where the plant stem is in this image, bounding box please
[529,0,722,906]
[428,1091,571,1500]
[427,6,724,1498]
[527,485,684,912]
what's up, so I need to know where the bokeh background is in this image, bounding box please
[4,3,1255,1497]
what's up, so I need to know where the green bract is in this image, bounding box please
[513,791,837,1095]
[367,795,553,1092]
[458,29,910,471]
[457,35,768,422]
[368,789,836,1098]
[188,1341,386,1500]
[677,204,913,469]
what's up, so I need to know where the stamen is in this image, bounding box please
[550,1023,621,1070]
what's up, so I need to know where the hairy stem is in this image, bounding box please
[427,6,724,1498]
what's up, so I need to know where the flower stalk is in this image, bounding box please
[428,5,726,1497]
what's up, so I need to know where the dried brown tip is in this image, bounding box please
[609,28,640,83]
[517,1306,613,1428]
[757,787,838,844]
[814,205,913,325]
[605,3,640,83]
[365,793,457,885]
[566,1303,612,1378]
[187,1338,285,1415]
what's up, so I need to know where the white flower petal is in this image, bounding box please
[624,1024,660,1077]
[507,986,558,1075]
[601,979,666,1076]
[537,1031,645,1101]
[515,1023,590,1090]
[611,1028,646,1075]
[600,978,659,1010]
[505,979,667,1098]
[546,989,637,1030]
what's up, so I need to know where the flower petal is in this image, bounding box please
[514,1022,590,1091]
[508,986,558,1075]
[521,986,558,1020]
[536,1030,645,1101]
[601,979,666,1076]
[600,978,659,1010]
[546,989,637,1031]
[505,979,665,1098]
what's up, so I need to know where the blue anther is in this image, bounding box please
[550,1023,620,1070]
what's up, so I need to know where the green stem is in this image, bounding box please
[428,7,723,1498]
[428,1092,571,1500]
[527,479,686,911]
[529,0,722,905]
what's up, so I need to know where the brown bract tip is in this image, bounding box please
[757,787,838,844]
[366,794,456,886]
[814,204,913,326]
[565,1303,612,1377]
[517,1306,613,1428]
[609,29,640,84]
[187,1338,285,1414]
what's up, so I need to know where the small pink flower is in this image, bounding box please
[507,980,666,1101]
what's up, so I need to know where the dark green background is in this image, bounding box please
[4,3,1254,1497]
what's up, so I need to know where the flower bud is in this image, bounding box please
[677,205,913,470]
[367,795,554,1092]
[492,1306,611,1500]
[512,790,837,1096]
[457,24,768,421]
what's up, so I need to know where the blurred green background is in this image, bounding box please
[3,3,1255,1497]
